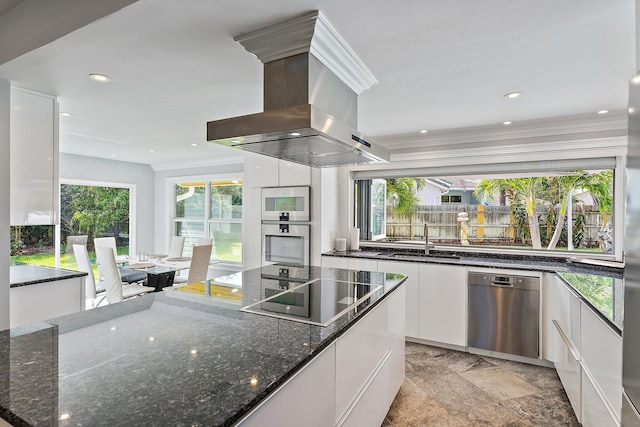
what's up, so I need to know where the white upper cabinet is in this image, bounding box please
[10,88,58,225]
[244,152,311,188]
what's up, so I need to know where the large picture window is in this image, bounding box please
[354,159,618,256]
[173,178,242,263]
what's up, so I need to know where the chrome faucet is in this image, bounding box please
[424,223,430,255]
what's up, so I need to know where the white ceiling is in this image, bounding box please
[0,0,635,170]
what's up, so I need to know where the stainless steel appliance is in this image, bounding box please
[468,272,540,359]
[262,186,310,222]
[206,11,390,168]
[622,72,640,426]
[262,222,310,266]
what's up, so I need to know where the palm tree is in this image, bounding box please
[386,178,426,216]
[474,178,543,249]
[546,171,612,250]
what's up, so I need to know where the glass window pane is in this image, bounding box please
[175,221,205,257]
[371,179,386,240]
[10,225,55,267]
[210,222,242,263]
[361,169,615,254]
[210,183,242,220]
[176,183,205,219]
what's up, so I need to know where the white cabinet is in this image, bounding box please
[10,277,85,328]
[238,345,336,427]
[243,152,311,188]
[237,281,406,427]
[378,260,420,339]
[582,369,618,427]
[418,264,467,347]
[278,159,311,186]
[580,301,622,423]
[10,87,58,225]
[347,257,378,272]
[322,255,349,269]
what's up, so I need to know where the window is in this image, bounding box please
[353,159,618,256]
[173,179,242,263]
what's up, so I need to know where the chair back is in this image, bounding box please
[95,246,123,303]
[73,244,97,299]
[94,237,118,256]
[187,244,212,284]
[168,236,185,258]
[197,237,213,246]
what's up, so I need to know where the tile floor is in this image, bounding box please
[383,342,579,426]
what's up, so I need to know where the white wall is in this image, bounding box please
[59,153,155,253]
[153,162,243,255]
[0,78,9,331]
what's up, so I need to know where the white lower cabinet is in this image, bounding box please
[580,301,622,424]
[322,255,349,269]
[378,261,420,339]
[418,264,467,347]
[582,369,619,427]
[553,320,582,424]
[238,345,337,427]
[347,258,378,272]
[238,282,406,427]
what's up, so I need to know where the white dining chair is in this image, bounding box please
[94,236,147,284]
[95,247,155,304]
[197,237,213,246]
[173,244,212,285]
[73,244,106,307]
[168,236,185,258]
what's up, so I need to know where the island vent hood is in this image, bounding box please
[206,11,390,168]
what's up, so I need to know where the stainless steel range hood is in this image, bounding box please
[206,12,390,168]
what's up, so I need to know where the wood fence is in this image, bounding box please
[385,205,609,248]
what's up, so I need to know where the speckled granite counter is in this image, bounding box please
[0,264,406,427]
[10,264,87,288]
[324,247,624,333]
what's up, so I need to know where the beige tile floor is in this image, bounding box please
[383,342,579,427]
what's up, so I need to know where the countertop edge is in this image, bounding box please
[224,276,408,426]
[10,265,88,288]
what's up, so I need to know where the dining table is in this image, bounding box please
[124,256,193,291]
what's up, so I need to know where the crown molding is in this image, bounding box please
[378,111,628,150]
[234,11,376,95]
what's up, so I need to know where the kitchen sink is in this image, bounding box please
[387,253,461,261]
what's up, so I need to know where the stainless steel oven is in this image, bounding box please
[262,223,310,266]
[261,186,310,222]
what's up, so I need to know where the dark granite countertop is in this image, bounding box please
[0,264,406,427]
[324,247,624,333]
[9,264,87,288]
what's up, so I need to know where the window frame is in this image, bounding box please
[352,156,625,261]
[167,173,243,264]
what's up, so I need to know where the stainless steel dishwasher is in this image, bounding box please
[467,272,540,359]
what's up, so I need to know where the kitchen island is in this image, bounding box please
[9,264,87,328]
[0,264,406,427]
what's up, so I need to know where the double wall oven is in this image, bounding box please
[261,186,311,267]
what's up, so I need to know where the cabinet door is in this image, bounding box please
[278,159,311,186]
[418,264,466,346]
[243,152,279,188]
[238,344,336,427]
[582,370,618,427]
[378,260,420,339]
[347,258,378,272]
[321,255,349,269]
[553,320,582,423]
[10,88,57,225]
[580,302,622,420]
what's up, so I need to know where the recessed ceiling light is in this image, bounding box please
[149,149,156,153]
[597,110,609,114]
[420,129,428,134]
[504,91,521,99]
[89,73,111,82]
[60,112,74,117]
[191,143,199,146]
[632,75,640,85]
[111,154,117,157]
[289,132,301,136]
[503,121,512,125]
